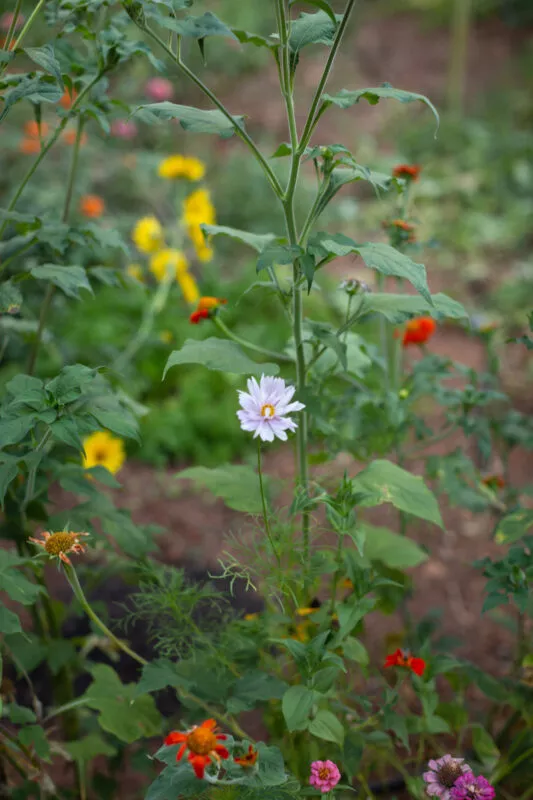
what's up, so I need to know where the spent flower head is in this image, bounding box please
[423,755,471,799]
[29,531,89,566]
[237,375,305,443]
[339,278,370,296]
[309,760,341,793]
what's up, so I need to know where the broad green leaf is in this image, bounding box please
[136,658,185,696]
[46,640,77,675]
[228,670,287,713]
[202,224,277,253]
[289,0,336,25]
[5,375,46,409]
[342,637,369,665]
[315,166,392,214]
[134,102,245,138]
[351,460,443,528]
[6,703,37,724]
[0,415,35,447]
[156,12,237,40]
[84,664,162,744]
[494,508,533,545]
[163,338,279,379]
[0,550,43,605]
[289,11,339,53]
[0,457,20,507]
[0,280,22,314]
[309,709,345,745]
[0,606,22,634]
[25,45,63,85]
[46,364,97,404]
[357,292,468,324]
[282,686,316,731]
[361,523,428,568]
[146,764,206,800]
[0,75,63,121]
[257,244,303,271]
[19,725,51,762]
[31,265,93,299]
[312,665,342,692]
[336,596,376,641]
[247,743,287,787]
[176,464,267,514]
[232,30,278,50]
[471,724,500,771]
[322,84,439,130]
[65,733,116,763]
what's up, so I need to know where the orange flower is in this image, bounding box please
[62,129,88,146]
[392,164,421,181]
[384,647,426,677]
[402,316,436,347]
[24,120,49,138]
[197,296,227,312]
[234,745,258,768]
[80,194,105,218]
[164,719,229,779]
[60,88,78,109]
[390,219,415,233]
[19,138,41,154]
[29,530,89,566]
[190,309,210,325]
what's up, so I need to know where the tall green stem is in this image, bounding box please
[257,441,281,569]
[3,0,22,52]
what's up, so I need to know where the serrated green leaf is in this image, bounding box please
[201,224,278,252]
[31,264,93,299]
[257,244,303,271]
[0,415,35,447]
[24,44,63,85]
[352,460,443,528]
[134,102,245,138]
[282,686,315,731]
[289,0,336,25]
[163,338,279,379]
[289,10,339,53]
[357,292,467,324]
[0,550,43,605]
[0,280,22,314]
[322,84,439,131]
[176,464,267,514]
[145,764,205,800]
[232,29,278,50]
[136,658,185,696]
[228,671,287,713]
[0,75,63,121]
[309,709,345,745]
[157,12,237,40]
[65,733,116,763]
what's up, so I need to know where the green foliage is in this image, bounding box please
[164,339,280,378]
[176,464,270,514]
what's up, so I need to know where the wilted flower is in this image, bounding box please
[149,249,188,282]
[234,745,258,768]
[384,647,426,676]
[29,531,89,566]
[237,375,305,443]
[80,194,105,218]
[145,76,173,102]
[158,154,206,181]
[82,431,125,475]
[132,216,164,254]
[402,316,436,347]
[110,119,138,140]
[393,164,421,181]
[450,773,495,800]
[423,755,471,799]
[309,760,341,793]
[164,718,229,779]
[339,278,370,296]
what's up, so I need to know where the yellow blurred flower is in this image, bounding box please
[150,249,189,282]
[158,155,206,181]
[82,431,125,475]
[126,263,143,281]
[244,612,259,622]
[177,271,200,305]
[132,216,164,254]
[183,188,216,228]
[187,222,214,263]
[159,330,173,344]
[196,242,214,263]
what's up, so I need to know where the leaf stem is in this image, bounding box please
[257,441,281,569]
[7,0,46,53]
[3,0,22,52]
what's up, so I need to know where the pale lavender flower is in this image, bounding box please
[309,760,341,793]
[145,77,173,102]
[237,376,305,443]
[423,755,471,799]
[450,774,495,800]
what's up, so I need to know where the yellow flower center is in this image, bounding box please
[186,727,217,756]
[318,767,331,780]
[260,403,275,418]
[44,532,79,556]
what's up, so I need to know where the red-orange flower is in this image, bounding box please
[59,88,78,109]
[402,316,436,347]
[384,648,426,677]
[164,719,229,779]
[190,308,210,325]
[24,120,49,138]
[234,745,258,768]
[80,194,105,218]
[393,164,421,181]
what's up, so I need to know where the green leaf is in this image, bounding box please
[494,508,533,545]
[309,709,345,745]
[5,375,46,410]
[83,664,161,744]
[228,671,287,713]
[31,265,93,299]
[6,703,37,724]
[342,637,369,665]
[136,658,185,696]
[312,665,342,693]
[289,0,336,25]
[336,597,376,641]
[24,45,63,85]
[256,244,303,271]
[0,75,63,121]
[343,731,364,778]
[249,743,288,787]
[289,11,339,53]
[201,224,277,253]
[0,550,43,605]
[163,338,279,379]
[134,102,245,138]
[357,292,467,324]
[46,640,77,675]
[322,84,439,131]
[19,725,51,762]
[65,733,116,763]
[156,12,237,40]
[232,30,278,50]
[0,457,20,507]
[471,724,500,771]
[0,280,22,314]
[282,686,316,731]
[351,460,443,528]
[146,763,206,800]
[361,523,428,568]
[176,464,267,514]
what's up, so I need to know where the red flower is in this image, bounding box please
[402,316,436,347]
[384,648,426,676]
[164,719,229,779]
[482,475,505,490]
[392,164,421,181]
[189,308,210,325]
[234,745,258,768]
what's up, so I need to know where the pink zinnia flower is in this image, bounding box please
[110,119,138,140]
[145,77,173,102]
[310,760,341,794]
[423,755,471,799]
[237,376,305,443]
[450,774,495,800]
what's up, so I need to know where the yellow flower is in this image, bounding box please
[159,330,173,344]
[196,242,214,263]
[126,263,143,281]
[132,216,164,254]
[177,271,200,305]
[244,612,259,622]
[149,249,189,282]
[158,155,206,181]
[82,431,125,475]
[183,188,216,228]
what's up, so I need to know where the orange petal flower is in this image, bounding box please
[234,745,258,768]
[384,647,426,676]
[24,120,49,138]
[392,164,421,181]
[402,316,436,347]
[164,719,229,779]
[197,296,227,312]
[80,194,105,218]
[60,88,78,109]
[19,138,41,154]
[62,129,88,146]
[29,531,89,566]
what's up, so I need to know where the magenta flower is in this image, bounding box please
[423,755,471,799]
[145,77,173,102]
[450,774,495,800]
[309,760,341,793]
[110,120,138,140]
